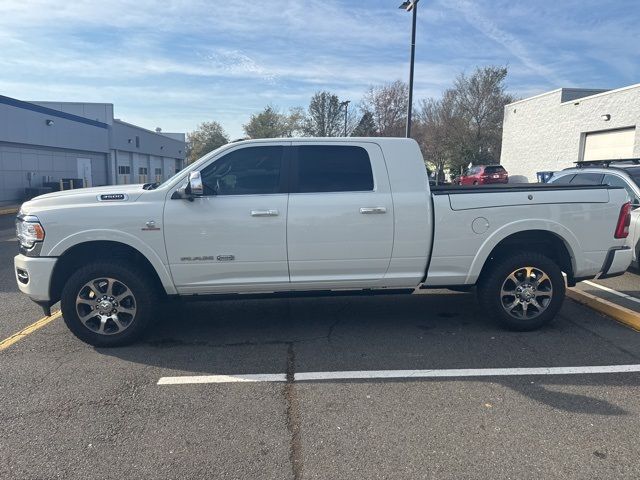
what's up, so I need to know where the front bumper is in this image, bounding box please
[14,254,57,302]
[598,246,633,280]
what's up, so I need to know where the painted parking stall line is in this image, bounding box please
[158,364,640,385]
[584,280,640,305]
[0,311,62,351]
[158,373,287,385]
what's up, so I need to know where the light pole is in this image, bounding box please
[340,100,350,137]
[398,0,419,138]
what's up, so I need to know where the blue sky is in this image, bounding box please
[1,0,638,138]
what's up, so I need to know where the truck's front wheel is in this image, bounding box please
[478,253,565,331]
[61,262,157,347]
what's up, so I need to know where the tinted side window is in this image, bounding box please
[603,174,640,204]
[295,145,374,193]
[200,146,283,195]
[570,173,604,185]
[550,174,575,185]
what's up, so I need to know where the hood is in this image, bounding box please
[20,184,146,213]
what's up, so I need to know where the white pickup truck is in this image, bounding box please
[14,138,633,346]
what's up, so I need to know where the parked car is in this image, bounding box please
[549,159,640,268]
[14,138,632,346]
[458,165,509,185]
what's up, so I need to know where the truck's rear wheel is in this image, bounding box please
[61,262,157,347]
[478,253,565,331]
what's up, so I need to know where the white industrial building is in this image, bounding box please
[0,95,186,203]
[500,84,640,182]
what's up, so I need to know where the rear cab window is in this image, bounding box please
[292,145,374,193]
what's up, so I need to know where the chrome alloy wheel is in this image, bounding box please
[500,266,553,320]
[75,277,137,335]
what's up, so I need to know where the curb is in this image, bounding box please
[0,207,19,216]
[567,288,640,332]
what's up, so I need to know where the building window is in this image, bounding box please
[138,167,148,183]
[117,165,131,185]
[135,136,140,148]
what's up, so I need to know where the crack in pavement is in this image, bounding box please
[284,342,303,480]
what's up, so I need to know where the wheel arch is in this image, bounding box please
[468,225,579,286]
[49,240,175,305]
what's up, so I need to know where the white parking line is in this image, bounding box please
[584,280,640,305]
[158,373,286,385]
[158,364,640,385]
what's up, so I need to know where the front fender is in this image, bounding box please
[47,229,177,295]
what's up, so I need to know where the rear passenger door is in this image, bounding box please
[286,142,394,286]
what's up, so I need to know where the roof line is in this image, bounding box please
[0,95,109,129]
[560,83,640,104]
[505,88,563,107]
[507,83,640,108]
[113,118,185,144]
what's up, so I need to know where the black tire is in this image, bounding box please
[477,253,565,331]
[61,262,158,347]
[473,180,478,185]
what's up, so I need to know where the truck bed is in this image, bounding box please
[431,183,616,194]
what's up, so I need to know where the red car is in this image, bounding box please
[458,165,509,185]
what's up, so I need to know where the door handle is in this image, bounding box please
[359,207,387,214]
[251,209,279,217]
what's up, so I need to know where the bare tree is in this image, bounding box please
[415,91,466,184]
[453,66,516,165]
[361,80,408,137]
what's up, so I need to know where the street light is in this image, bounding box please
[398,0,419,138]
[340,100,350,137]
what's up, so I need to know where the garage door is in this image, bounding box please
[583,128,636,161]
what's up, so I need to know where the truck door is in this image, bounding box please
[286,142,394,286]
[164,143,290,293]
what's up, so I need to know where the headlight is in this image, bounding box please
[16,215,45,250]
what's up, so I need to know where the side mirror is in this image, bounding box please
[187,171,204,197]
[172,171,204,201]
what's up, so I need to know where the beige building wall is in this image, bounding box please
[500,84,640,182]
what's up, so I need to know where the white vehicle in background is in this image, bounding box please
[549,159,640,268]
[14,138,633,347]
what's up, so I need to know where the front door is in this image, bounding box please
[77,158,92,187]
[164,143,290,293]
[286,142,394,287]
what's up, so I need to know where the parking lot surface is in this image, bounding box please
[2,214,640,479]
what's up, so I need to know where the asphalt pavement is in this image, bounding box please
[597,269,640,296]
[2,213,640,479]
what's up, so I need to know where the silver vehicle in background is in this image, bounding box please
[549,159,640,268]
